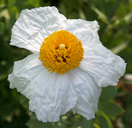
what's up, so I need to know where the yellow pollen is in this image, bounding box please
[59,44,65,50]
[39,30,84,74]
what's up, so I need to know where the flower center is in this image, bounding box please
[39,30,84,74]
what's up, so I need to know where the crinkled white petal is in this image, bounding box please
[79,38,126,87]
[8,54,44,98]
[10,6,67,53]
[69,68,101,120]
[29,72,77,122]
[8,54,77,122]
[65,19,100,46]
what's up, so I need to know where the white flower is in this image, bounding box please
[8,6,126,122]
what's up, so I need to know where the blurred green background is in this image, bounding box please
[0,0,132,128]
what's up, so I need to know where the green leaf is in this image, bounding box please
[94,109,113,128]
[99,100,124,119]
[99,86,124,119]
[100,86,117,100]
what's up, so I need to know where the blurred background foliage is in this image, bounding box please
[0,0,132,128]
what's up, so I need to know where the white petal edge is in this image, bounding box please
[29,72,77,122]
[8,54,44,99]
[65,19,100,46]
[69,68,102,120]
[10,6,67,53]
[79,39,126,87]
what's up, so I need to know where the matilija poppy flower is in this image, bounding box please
[8,6,126,122]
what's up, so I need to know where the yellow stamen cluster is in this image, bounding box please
[39,30,84,74]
